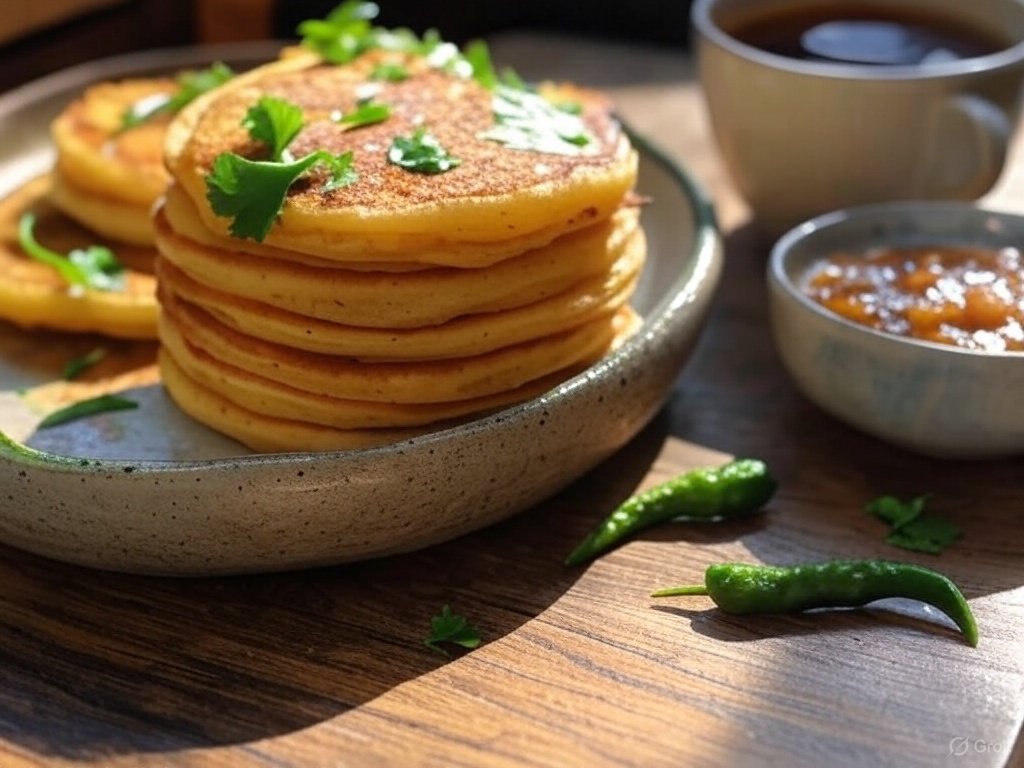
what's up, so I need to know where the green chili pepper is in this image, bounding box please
[565,459,776,567]
[652,559,978,647]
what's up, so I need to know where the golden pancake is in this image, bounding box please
[161,171,625,270]
[154,202,639,328]
[0,175,158,339]
[157,306,641,453]
[158,291,631,404]
[159,349,425,452]
[155,229,642,360]
[160,317,586,429]
[166,49,637,264]
[51,78,175,243]
[49,172,155,246]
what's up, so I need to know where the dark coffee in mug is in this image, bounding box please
[729,4,1011,65]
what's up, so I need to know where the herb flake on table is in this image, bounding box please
[18,213,125,292]
[866,494,961,554]
[121,61,233,131]
[425,605,482,656]
[205,96,359,241]
[38,394,138,429]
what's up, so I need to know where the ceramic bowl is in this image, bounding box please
[769,202,1024,459]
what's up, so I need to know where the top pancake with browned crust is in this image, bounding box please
[166,49,638,261]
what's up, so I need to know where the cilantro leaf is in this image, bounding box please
[332,101,392,129]
[865,494,928,529]
[298,1,381,64]
[62,347,106,381]
[121,93,172,132]
[866,493,961,554]
[424,605,482,656]
[205,150,358,241]
[388,128,460,174]
[18,213,125,292]
[317,150,359,192]
[886,516,962,554]
[500,66,528,91]
[242,96,305,161]
[371,62,409,82]
[481,86,594,156]
[464,39,498,90]
[121,62,232,131]
[38,394,138,429]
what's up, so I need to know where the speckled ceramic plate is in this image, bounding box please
[0,44,721,575]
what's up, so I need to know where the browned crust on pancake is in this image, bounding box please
[178,51,625,213]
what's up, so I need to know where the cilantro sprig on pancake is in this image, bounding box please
[205,97,359,241]
[121,62,233,131]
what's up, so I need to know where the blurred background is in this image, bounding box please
[0,0,692,92]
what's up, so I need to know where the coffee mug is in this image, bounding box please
[692,0,1024,232]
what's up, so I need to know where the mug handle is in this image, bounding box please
[926,94,1011,199]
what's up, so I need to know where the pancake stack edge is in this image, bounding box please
[155,48,647,452]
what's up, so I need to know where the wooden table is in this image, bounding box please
[3,34,1024,768]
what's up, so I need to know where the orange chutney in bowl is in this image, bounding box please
[802,245,1024,352]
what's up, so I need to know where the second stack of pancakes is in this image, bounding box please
[156,49,645,452]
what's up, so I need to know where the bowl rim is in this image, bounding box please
[691,0,1024,82]
[768,200,1024,360]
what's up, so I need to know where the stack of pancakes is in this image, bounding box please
[51,77,175,247]
[0,79,173,338]
[156,50,645,452]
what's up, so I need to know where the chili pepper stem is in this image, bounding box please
[650,585,709,598]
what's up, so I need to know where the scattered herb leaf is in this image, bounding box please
[371,62,409,81]
[463,39,498,90]
[866,493,961,554]
[387,127,460,174]
[424,605,482,656]
[206,149,357,241]
[18,213,125,292]
[555,100,584,115]
[62,348,107,381]
[297,1,383,64]
[38,394,138,429]
[886,516,962,554]
[866,494,929,529]
[242,96,305,161]
[499,66,528,91]
[121,62,233,130]
[481,86,593,155]
[317,150,359,192]
[332,101,392,129]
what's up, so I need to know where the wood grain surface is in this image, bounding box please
[2,34,1024,768]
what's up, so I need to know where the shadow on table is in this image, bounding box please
[0,407,671,759]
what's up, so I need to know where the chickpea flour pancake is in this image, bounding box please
[154,197,642,329]
[0,175,157,339]
[50,78,175,246]
[165,49,638,265]
[154,238,642,360]
[157,308,640,453]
